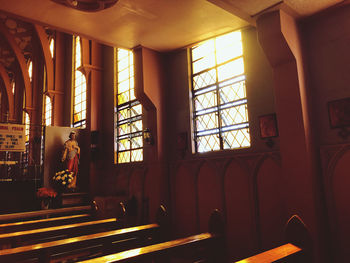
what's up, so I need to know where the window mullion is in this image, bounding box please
[190,50,199,153]
[214,39,223,150]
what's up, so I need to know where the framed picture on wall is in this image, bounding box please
[328,97,350,128]
[259,113,278,138]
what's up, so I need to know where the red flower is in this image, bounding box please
[36,187,57,199]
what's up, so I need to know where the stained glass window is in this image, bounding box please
[191,31,250,153]
[115,48,143,163]
[72,36,86,128]
[44,95,52,126]
[24,112,30,142]
[22,111,30,166]
[49,38,55,58]
[28,60,33,82]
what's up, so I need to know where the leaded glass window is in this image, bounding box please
[115,48,143,163]
[191,31,250,153]
[72,36,86,128]
[22,111,30,166]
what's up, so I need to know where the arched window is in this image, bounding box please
[49,38,55,59]
[28,60,33,82]
[190,30,250,153]
[72,36,86,128]
[21,111,30,166]
[24,111,30,142]
[44,95,52,126]
[115,48,143,163]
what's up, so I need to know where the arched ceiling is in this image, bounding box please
[1,16,34,59]
[0,15,35,83]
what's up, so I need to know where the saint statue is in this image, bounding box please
[61,131,80,189]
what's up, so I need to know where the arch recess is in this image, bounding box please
[0,65,15,121]
[0,23,32,108]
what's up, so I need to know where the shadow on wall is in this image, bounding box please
[172,152,286,261]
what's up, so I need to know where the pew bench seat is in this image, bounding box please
[0,213,92,234]
[79,232,220,263]
[0,217,119,248]
[0,205,93,223]
[235,243,303,263]
[0,223,160,262]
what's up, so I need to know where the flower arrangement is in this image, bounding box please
[36,187,57,199]
[53,170,75,188]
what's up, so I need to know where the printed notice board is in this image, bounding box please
[0,124,26,152]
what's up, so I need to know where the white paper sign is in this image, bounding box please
[0,124,26,152]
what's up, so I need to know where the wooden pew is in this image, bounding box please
[235,243,303,263]
[0,213,92,234]
[234,215,311,263]
[0,217,120,248]
[0,205,168,262]
[0,223,161,262]
[0,201,98,234]
[78,209,225,263]
[0,201,97,224]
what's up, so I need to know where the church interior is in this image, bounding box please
[0,0,349,262]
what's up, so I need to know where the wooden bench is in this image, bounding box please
[79,209,225,263]
[235,243,303,263]
[0,213,93,234]
[0,202,97,223]
[0,223,161,262]
[0,205,168,262]
[234,215,311,263]
[0,217,120,248]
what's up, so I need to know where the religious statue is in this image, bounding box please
[61,131,80,189]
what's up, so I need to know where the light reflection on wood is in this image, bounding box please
[0,218,117,239]
[80,232,214,263]
[0,205,92,221]
[0,223,159,256]
[0,214,90,228]
[235,243,302,263]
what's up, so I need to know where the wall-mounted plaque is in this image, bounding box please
[0,124,26,152]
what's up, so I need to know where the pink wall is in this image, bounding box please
[224,160,255,260]
[256,156,286,250]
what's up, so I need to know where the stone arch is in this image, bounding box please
[34,25,54,92]
[0,23,32,109]
[0,64,14,121]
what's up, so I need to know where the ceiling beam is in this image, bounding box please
[206,0,256,25]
